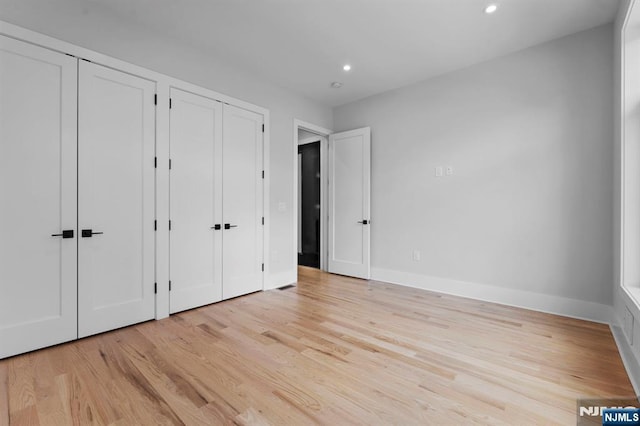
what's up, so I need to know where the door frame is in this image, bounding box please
[298,136,324,269]
[293,119,331,275]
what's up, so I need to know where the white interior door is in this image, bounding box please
[222,104,264,299]
[169,88,223,313]
[328,127,371,279]
[78,61,156,338]
[0,36,78,358]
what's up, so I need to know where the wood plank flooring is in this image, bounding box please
[0,266,634,425]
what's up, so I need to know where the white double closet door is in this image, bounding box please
[0,36,155,358]
[78,61,156,338]
[169,89,263,314]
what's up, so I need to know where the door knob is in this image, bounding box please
[211,224,222,230]
[51,230,74,238]
[81,229,104,238]
[357,220,369,225]
[224,223,238,230]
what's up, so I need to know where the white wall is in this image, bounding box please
[0,7,333,286]
[334,25,614,312]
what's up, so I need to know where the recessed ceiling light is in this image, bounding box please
[484,4,498,14]
[343,64,351,71]
[330,82,343,89]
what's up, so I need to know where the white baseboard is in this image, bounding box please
[611,324,640,395]
[265,269,297,291]
[371,267,613,324]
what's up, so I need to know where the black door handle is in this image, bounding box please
[51,230,74,238]
[211,224,222,230]
[357,220,369,225]
[81,229,104,238]
[224,223,238,230]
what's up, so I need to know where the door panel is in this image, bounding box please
[78,61,156,337]
[222,104,263,299]
[328,127,371,279]
[169,88,223,313]
[0,36,78,358]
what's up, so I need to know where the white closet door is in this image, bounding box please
[328,127,371,279]
[222,104,264,299]
[78,61,156,338]
[169,88,223,313]
[0,36,78,358]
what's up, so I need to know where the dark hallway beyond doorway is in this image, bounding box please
[298,141,320,268]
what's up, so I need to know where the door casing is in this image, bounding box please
[294,120,331,275]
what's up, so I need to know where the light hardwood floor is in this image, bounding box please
[0,266,634,425]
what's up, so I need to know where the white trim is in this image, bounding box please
[166,81,268,118]
[0,19,271,320]
[155,81,170,319]
[293,119,333,278]
[299,136,322,146]
[611,324,640,394]
[615,285,640,392]
[620,0,634,294]
[263,116,271,293]
[294,120,332,137]
[371,267,614,324]
[319,136,328,270]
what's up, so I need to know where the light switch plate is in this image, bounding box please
[412,250,421,261]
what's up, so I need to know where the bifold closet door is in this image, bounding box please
[78,61,156,338]
[0,36,78,358]
[222,104,264,300]
[169,89,223,314]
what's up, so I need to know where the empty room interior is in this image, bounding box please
[3,0,640,424]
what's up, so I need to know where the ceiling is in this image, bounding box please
[0,0,618,107]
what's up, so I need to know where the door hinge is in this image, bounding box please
[154,283,157,294]
[154,156,157,168]
[169,280,172,291]
[261,263,264,272]
[154,220,157,231]
[154,94,157,105]
[262,124,265,133]
[169,220,172,231]
[169,98,172,109]
[262,170,265,179]
[169,159,172,170]
[262,217,264,225]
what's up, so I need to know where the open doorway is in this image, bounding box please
[293,120,331,272]
[298,133,321,268]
